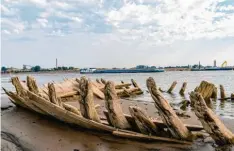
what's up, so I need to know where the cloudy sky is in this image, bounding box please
[1,0,234,68]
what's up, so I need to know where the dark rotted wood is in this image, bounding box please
[190,91,234,145]
[129,106,159,135]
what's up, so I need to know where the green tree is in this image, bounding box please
[31,65,41,72]
[68,66,74,70]
[1,66,7,73]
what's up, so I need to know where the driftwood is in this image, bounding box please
[220,85,226,100]
[167,81,177,93]
[104,81,131,129]
[129,106,159,135]
[179,82,187,95]
[190,92,234,145]
[79,77,101,123]
[232,93,234,100]
[146,77,192,141]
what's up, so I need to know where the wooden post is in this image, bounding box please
[146,77,192,140]
[26,76,39,94]
[48,83,61,106]
[129,106,159,135]
[121,80,130,89]
[96,79,101,84]
[190,92,234,145]
[104,81,131,129]
[231,93,234,100]
[11,77,27,96]
[101,78,106,85]
[167,81,177,93]
[179,82,187,95]
[220,85,226,100]
[131,79,139,88]
[79,77,101,123]
[211,87,218,100]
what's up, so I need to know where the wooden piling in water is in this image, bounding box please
[179,82,187,95]
[167,81,177,93]
[220,85,226,100]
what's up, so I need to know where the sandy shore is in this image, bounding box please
[1,96,234,151]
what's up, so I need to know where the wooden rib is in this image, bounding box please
[147,77,192,141]
[190,91,234,145]
[103,110,203,131]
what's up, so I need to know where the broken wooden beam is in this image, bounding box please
[194,81,216,103]
[190,91,234,145]
[104,81,131,129]
[167,81,177,93]
[79,76,101,123]
[48,83,62,106]
[179,82,187,95]
[146,77,192,141]
[26,76,39,94]
[11,77,27,96]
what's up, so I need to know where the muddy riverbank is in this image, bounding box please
[1,96,234,151]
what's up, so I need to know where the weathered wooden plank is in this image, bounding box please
[104,81,131,129]
[190,91,234,145]
[129,106,159,135]
[79,76,101,123]
[147,77,192,141]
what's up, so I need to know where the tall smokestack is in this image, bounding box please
[214,60,216,67]
[56,58,58,68]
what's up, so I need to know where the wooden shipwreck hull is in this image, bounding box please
[4,76,233,146]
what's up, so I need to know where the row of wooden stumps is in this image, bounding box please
[4,76,234,147]
[159,80,234,101]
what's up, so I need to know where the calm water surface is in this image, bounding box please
[1,71,234,119]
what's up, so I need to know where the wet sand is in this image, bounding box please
[1,96,234,151]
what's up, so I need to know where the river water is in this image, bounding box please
[1,71,234,119]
